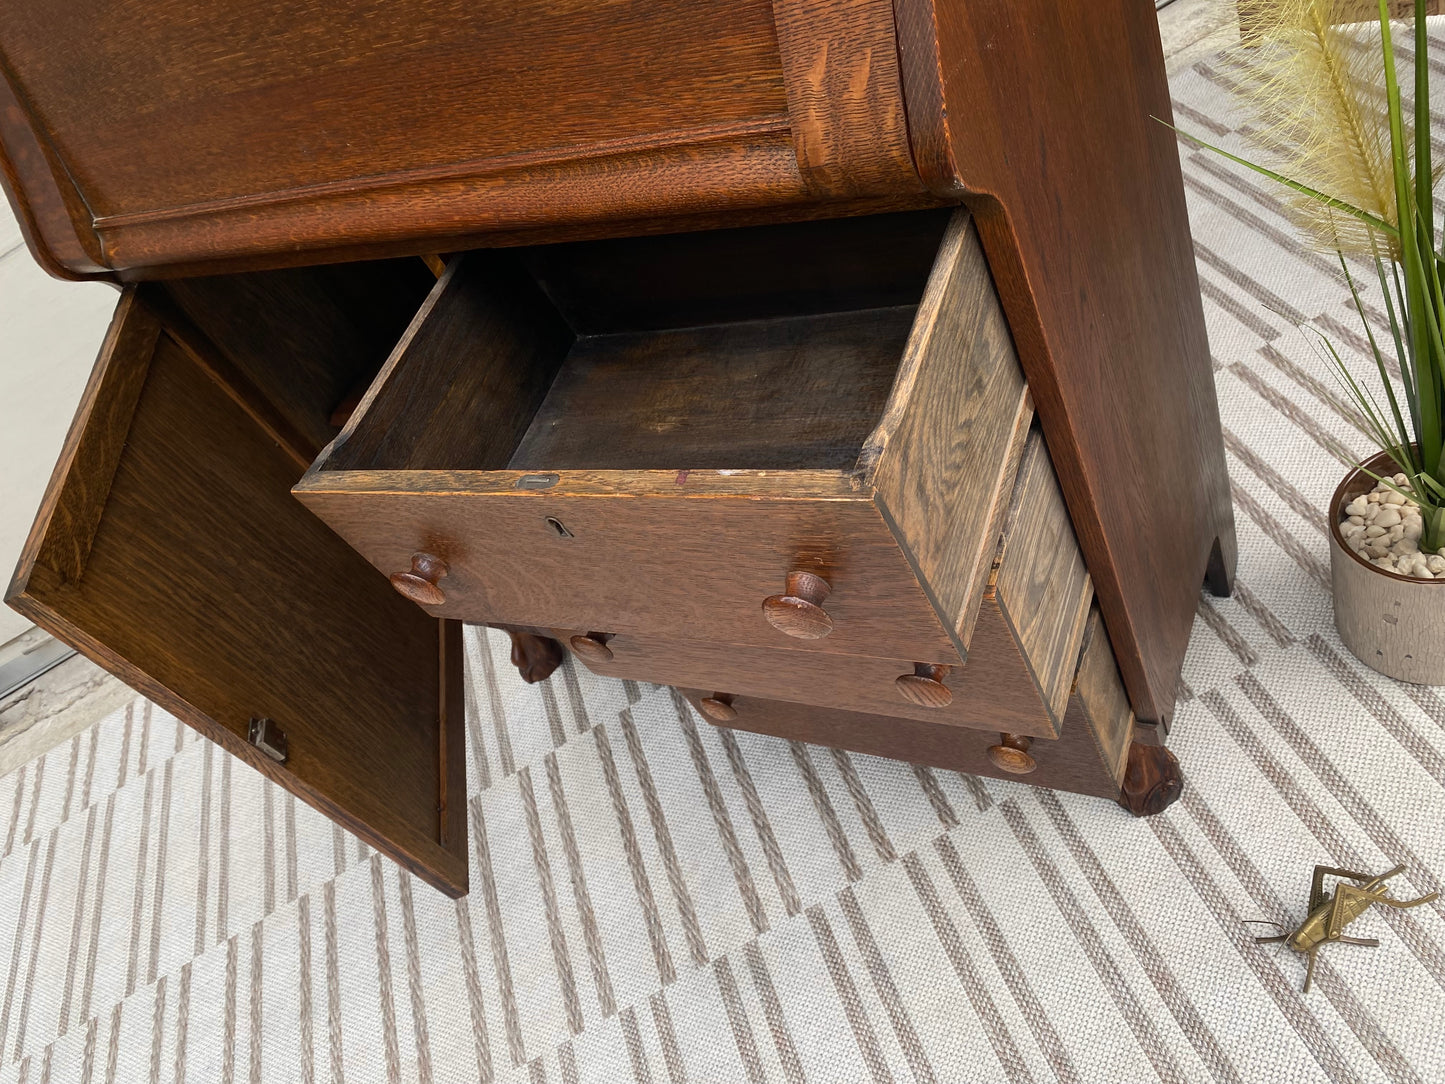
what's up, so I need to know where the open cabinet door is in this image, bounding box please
[5,288,468,896]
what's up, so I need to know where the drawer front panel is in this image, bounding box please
[564,630,1057,738]
[677,690,1125,799]
[298,483,963,665]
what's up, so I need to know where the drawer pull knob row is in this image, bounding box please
[987,734,1037,775]
[895,663,953,707]
[569,633,614,663]
[762,571,833,639]
[390,552,448,605]
[699,694,738,722]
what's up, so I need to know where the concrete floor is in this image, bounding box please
[0,0,1239,773]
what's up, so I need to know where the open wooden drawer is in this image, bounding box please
[557,429,1093,740]
[5,273,471,897]
[677,605,1137,799]
[295,207,1032,667]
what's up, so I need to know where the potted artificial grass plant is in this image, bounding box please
[1180,0,1445,683]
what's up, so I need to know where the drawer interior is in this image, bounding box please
[323,209,955,474]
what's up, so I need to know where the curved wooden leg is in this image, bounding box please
[505,630,564,684]
[1204,532,1237,598]
[1119,741,1183,816]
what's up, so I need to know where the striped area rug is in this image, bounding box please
[5,47,1445,1084]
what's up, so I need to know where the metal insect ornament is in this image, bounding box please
[1249,864,1437,992]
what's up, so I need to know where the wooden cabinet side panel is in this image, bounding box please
[7,321,467,895]
[864,210,1032,655]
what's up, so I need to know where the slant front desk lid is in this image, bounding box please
[0,0,927,277]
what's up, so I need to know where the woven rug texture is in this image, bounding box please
[3,41,1445,1084]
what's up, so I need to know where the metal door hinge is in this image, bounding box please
[248,717,289,763]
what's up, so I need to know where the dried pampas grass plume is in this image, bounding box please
[1232,0,1402,256]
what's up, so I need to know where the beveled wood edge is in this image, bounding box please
[295,466,871,502]
[7,573,470,896]
[316,257,463,473]
[99,133,812,272]
[1328,449,1445,587]
[109,192,954,282]
[138,284,318,470]
[0,59,109,279]
[95,117,795,230]
[853,205,972,481]
[6,289,153,599]
[770,0,925,199]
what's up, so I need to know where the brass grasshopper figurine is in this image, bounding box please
[1251,864,1437,992]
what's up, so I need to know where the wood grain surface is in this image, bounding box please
[6,300,468,896]
[0,0,949,273]
[517,202,951,335]
[560,629,1058,738]
[1066,607,1135,789]
[893,0,1237,724]
[25,292,160,582]
[861,209,1033,656]
[771,0,923,198]
[512,307,914,471]
[161,258,435,454]
[993,429,1094,720]
[680,688,1119,799]
[296,477,962,665]
[326,254,573,472]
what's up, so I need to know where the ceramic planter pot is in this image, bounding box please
[1329,450,1445,685]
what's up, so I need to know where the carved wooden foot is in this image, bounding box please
[1204,532,1237,598]
[506,630,564,684]
[1119,741,1183,816]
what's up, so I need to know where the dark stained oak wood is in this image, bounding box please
[160,259,436,454]
[5,291,468,896]
[390,553,449,606]
[986,734,1036,775]
[29,291,160,582]
[894,663,952,708]
[556,629,1059,739]
[698,695,739,722]
[511,308,913,472]
[568,633,614,664]
[0,0,943,274]
[325,255,574,473]
[893,0,1237,724]
[761,571,836,641]
[517,208,951,333]
[681,690,1119,798]
[1120,743,1185,817]
[770,0,922,198]
[298,474,962,666]
[505,630,566,685]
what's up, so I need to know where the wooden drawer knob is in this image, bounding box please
[762,570,833,639]
[699,694,738,722]
[896,663,953,707]
[987,734,1036,775]
[569,633,614,664]
[390,552,448,605]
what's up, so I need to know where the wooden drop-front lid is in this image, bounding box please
[0,0,936,279]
